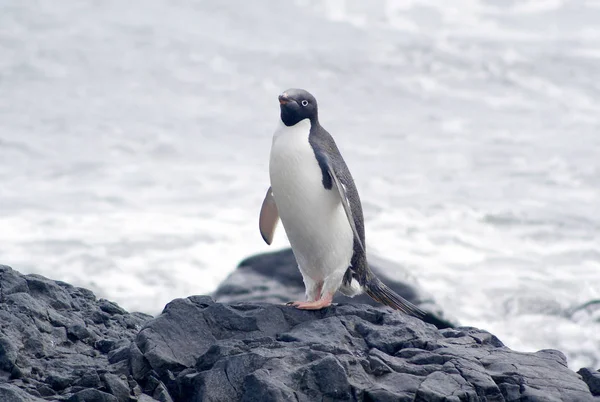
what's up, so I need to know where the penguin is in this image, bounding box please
[259,88,426,319]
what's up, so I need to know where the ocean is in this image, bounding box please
[1,0,599,369]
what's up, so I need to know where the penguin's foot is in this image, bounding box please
[289,293,333,310]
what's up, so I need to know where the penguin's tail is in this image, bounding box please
[364,277,427,319]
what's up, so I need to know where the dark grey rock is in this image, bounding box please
[579,367,600,396]
[2,259,599,402]
[103,373,132,402]
[152,382,173,402]
[133,297,598,402]
[138,394,162,402]
[99,300,128,316]
[73,369,101,388]
[241,370,299,402]
[0,336,18,373]
[96,339,119,354]
[68,388,118,402]
[213,248,455,329]
[0,383,45,402]
[67,322,92,342]
[47,373,74,391]
[36,384,56,398]
[108,345,131,364]
[0,265,152,401]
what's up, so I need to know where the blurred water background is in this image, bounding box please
[1,0,599,369]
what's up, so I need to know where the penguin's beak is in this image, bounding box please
[279,94,291,105]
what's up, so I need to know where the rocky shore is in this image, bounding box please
[0,250,599,401]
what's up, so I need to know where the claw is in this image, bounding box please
[290,293,333,310]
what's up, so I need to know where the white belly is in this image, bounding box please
[269,120,354,283]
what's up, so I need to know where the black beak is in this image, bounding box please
[279,93,292,105]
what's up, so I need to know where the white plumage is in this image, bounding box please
[269,119,354,301]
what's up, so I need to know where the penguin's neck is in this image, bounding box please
[270,118,317,180]
[273,118,313,143]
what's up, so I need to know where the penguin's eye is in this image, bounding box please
[301,100,309,107]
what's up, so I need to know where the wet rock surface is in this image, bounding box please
[1,262,599,401]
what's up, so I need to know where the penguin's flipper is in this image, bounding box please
[328,167,365,252]
[259,186,279,245]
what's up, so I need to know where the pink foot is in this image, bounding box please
[288,293,333,310]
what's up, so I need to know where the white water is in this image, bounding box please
[1,0,599,369]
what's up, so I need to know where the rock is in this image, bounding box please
[99,300,128,316]
[579,367,600,396]
[213,248,455,329]
[133,297,598,401]
[152,382,173,402]
[103,373,132,402]
[108,345,131,364]
[0,383,46,402]
[95,339,119,354]
[2,260,599,402]
[0,336,18,373]
[137,394,162,402]
[67,323,92,342]
[73,369,101,388]
[46,373,74,391]
[0,265,152,401]
[68,388,118,402]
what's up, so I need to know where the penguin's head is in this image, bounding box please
[278,88,318,126]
